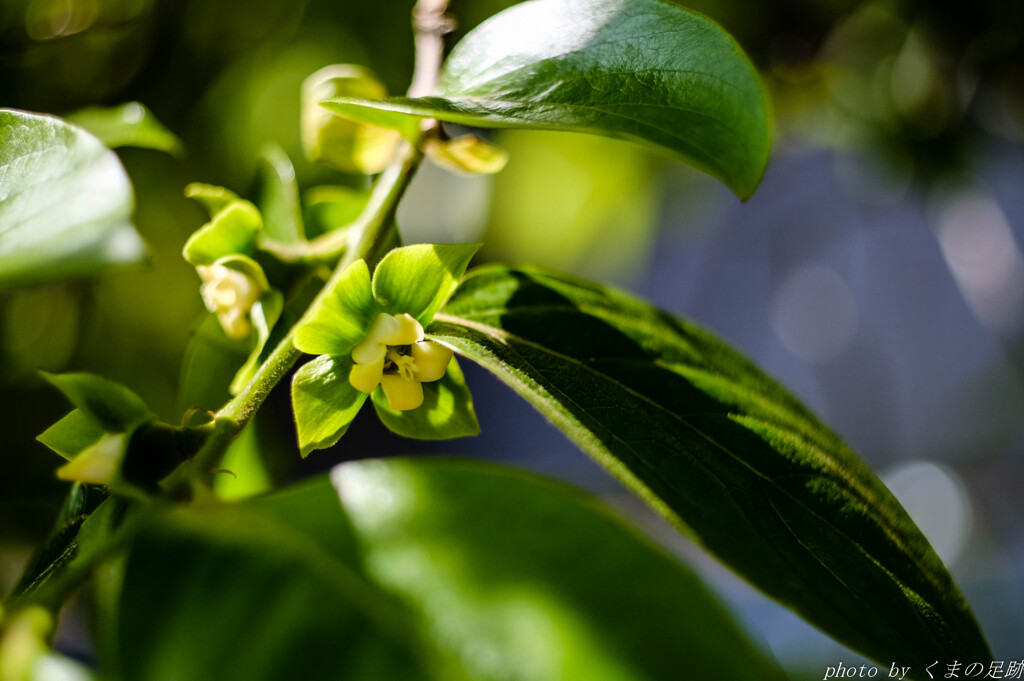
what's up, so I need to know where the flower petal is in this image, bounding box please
[410,341,453,382]
[380,374,424,411]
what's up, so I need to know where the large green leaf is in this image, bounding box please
[111,505,445,681]
[0,110,145,288]
[326,0,770,198]
[329,458,782,681]
[429,264,990,672]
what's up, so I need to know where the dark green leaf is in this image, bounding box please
[371,357,479,440]
[258,144,305,243]
[111,506,444,681]
[326,0,770,199]
[37,409,106,460]
[293,259,377,357]
[430,264,990,669]
[41,372,151,433]
[291,354,368,457]
[65,102,183,155]
[0,109,145,288]
[331,458,783,681]
[371,243,480,325]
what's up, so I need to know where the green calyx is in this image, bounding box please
[290,243,481,456]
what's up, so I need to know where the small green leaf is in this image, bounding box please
[42,372,151,433]
[291,355,368,457]
[258,144,305,243]
[328,0,771,199]
[229,291,284,395]
[432,264,991,669]
[181,200,262,266]
[331,458,783,681]
[371,357,479,440]
[293,259,377,357]
[65,102,183,155]
[185,183,240,218]
[371,243,480,325]
[37,409,106,460]
[0,109,146,288]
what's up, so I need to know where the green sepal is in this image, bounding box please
[303,186,370,239]
[210,254,271,293]
[258,144,305,243]
[371,243,481,326]
[182,200,262,266]
[185,183,241,218]
[291,355,369,457]
[293,259,378,357]
[230,290,284,395]
[41,372,151,433]
[66,102,183,156]
[37,409,107,461]
[371,356,479,440]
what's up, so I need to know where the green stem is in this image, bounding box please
[174,139,425,492]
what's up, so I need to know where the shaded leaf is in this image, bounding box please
[37,409,106,461]
[66,102,183,155]
[0,109,145,288]
[331,458,783,681]
[326,0,770,198]
[111,506,444,681]
[430,263,990,669]
[258,144,305,243]
[41,372,151,433]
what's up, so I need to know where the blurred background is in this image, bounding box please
[2,0,1023,676]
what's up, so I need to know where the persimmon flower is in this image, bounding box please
[348,312,454,410]
[197,263,261,340]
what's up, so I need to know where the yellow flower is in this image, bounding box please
[348,312,454,410]
[197,263,261,340]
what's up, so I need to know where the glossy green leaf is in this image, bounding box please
[37,409,106,460]
[185,183,240,218]
[294,259,377,357]
[327,0,770,199]
[371,243,480,325]
[371,357,479,440]
[291,355,368,457]
[430,264,991,669]
[181,200,262,266]
[330,458,783,681]
[41,372,151,433]
[258,144,305,243]
[111,506,443,681]
[0,109,145,288]
[65,102,183,155]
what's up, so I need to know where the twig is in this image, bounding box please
[409,0,454,98]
